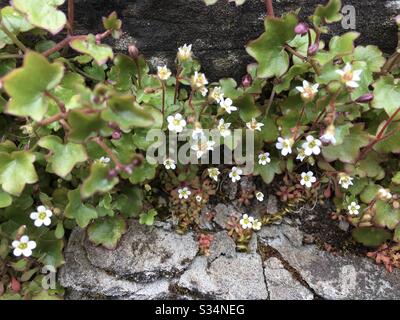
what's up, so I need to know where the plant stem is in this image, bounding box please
[161,81,166,117]
[92,137,123,169]
[37,113,66,126]
[356,106,400,163]
[188,90,195,115]
[265,87,275,116]
[45,91,66,113]
[284,44,321,75]
[173,66,182,104]
[0,22,27,53]
[0,53,23,60]
[265,0,275,17]
[67,0,75,36]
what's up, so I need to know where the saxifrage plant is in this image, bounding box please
[0,0,400,299]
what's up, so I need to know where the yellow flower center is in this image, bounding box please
[39,212,46,220]
[18,242,28,250]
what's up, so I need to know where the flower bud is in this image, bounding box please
[128,44,139,59]
[112,131,121,140]
[241,74,252,88]
[308,43,319,56]
[15,225,26,240]
[295,23,309,35]
[355,93,374,103]
[108,169,118,179]
[124,165,133,175]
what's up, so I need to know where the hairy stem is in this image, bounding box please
[284,44,321,75]
[37,113,66,126]
[92,137,123,169]
[265,0,275,17]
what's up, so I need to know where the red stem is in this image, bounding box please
[67,0,74,36]
[265,0,275,17]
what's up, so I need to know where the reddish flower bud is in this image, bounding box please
[355,93,374,103]
[112,131,121,140]
[10,277,21,293]
[295,23,309,35]
[308,43,319,56]
[241,74,252,88]
[128,44,139,59]
[108,169,118,179]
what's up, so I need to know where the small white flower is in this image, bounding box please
[296,148,306,162]
[239,214,254,230]
[300,171,317,188]
[191,123,205,140]
[255,191,264,202]
[157,65,172,81]
[296,80,319,101]
[167,113,187,133]
[99,156,111,164]
[302,135,322,156]
[191,138,216,159]
[196,195,203,203]
[348,202,360,216]
[258,152,271,166]
[320,125,337,145]
[252,219,262,231]
[229,166,243,183]
[177,44,192,61]
[377,188,393,201]
[338,173,353,190]
[219,98,237,114]
[208,168,220,182]
[178,187,191,199]
[163,158,176,170]
[200,87,208,97]
[276,137,293,156]
[246,118,264,132]
[217,119,231,137]
[30,205,52,227]
[12,235,36,257]
[191,71,208,89]
[209,87,224,103]
[336,63,362,88]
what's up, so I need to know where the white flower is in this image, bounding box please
[246,118,264,132]
[252,219,262,231]
[217,119,231,137]
[99,156,111,164]
[167,113,187,133]
[178,187,191,199]
[12,235,36,257]
[219,98,237,114]
[191,71,208,89]
[229,166,243,183]
[302,135,322,156]
[258,152,271,166]
[157,65,172,81]
[163,158,176,170]
[191,138,216,159]
[338,173,353,189]
[377,188,393,201]
[200,87,208,97]
[30,205,53,227]
[209,87,224,103]
[196,195,202,203]
[239,214,254,230]
[320,125,337,145]
[255,191,264,202]
[296,148,306,162]
[276,137,293,156]
[336,63,362,88]
[296,80,319,101]
[208,168,220,182]
[348,202,360,216]
[300,171,317,188]
[191,123,205,140]
[177,44,192,61]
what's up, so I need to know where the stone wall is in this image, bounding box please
[71,0,400,80]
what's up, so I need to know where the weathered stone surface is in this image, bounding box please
[213,203,241,229]
[178,254,269,300]
[85,220,198,281]
[208,231,237,261]
[73,0,400,80]
[259,224,400,300]
[263,257,313,300]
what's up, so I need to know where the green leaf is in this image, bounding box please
[0,189,12,208]
[3,51,64,121]
[102,12,122,39]
[260,116,279,143]
[108,54,136,91]
[81,162,119,199]
[253,158,282,184]
[219,78,243,100]
[70,35,113,65]
[374,200,400,230]
[67,109,110,143]
[139,209,157,226]
[353,45,385,73]
[12,0,66,35]
[64,189,98,228]
[322,125,369,163]
[352,227,391,247]
[101,95,154,132]
[236,94,261,122]
[54,221,64,239]
[87,216,127,249]
[312,0,342,27]
[114,187,143,218]
[35,231,64,268]
[373,122,400,154]
[360,184,380,204]
[0,151,38,196]
[392,172,400,185]
[372,76,400,119]
[246,13,297,78]
[393,224,400,243]
[329,32,359,57]
[0,6,33,49]
[128,161,157,184]
[38,135,88,178]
